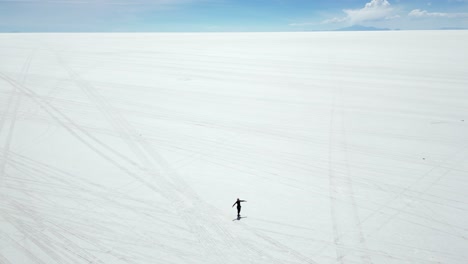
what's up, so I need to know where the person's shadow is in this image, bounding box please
[232,216,247,221]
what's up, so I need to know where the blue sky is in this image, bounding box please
[1,0,468,32]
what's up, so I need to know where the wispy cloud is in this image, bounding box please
[320,17,348,25]
[288,22,316,26]
[408,9,468,18]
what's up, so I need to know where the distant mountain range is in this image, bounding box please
[332,25,467,31]
[438,27,468,30]
[334,25,393,31]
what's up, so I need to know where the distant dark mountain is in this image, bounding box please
[334,25,391,31]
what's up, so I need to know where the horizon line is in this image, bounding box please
[1,29,468,34]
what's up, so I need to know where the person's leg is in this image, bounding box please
[237,206,241,216]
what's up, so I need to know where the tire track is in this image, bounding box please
[0,253,13,264]
[55,53,320,264]
[1,150,195,263]
[349,141,468,242]
[337,88,372,264]
[3,149,184,231]
[0,49,34,188]
[0,215,50,264]
[367,147,468,238]
[328,87,372,264]
[4,190,139,264]
[0,72,162,196]
[54,54,236,263]
[0,73,192,261]
[0,87,14,137]
[54,54,232,262]
[3,214,75,264]
[235,220,319,264]
[328,90,344,263]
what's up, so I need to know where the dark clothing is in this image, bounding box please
[232,200,245,208]
[232,199,246,216]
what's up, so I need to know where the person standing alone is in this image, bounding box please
[232,198,246,218]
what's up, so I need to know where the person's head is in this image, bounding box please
[237,198,240,201]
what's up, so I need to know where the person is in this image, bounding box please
[232,198,247,217]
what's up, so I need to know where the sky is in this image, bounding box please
[0,0,468,32]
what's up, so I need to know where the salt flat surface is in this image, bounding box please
[1,31,468,264]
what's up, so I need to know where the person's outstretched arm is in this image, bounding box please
[232,201,237,207]
[240,200,247,202]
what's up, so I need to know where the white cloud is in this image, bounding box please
[321,0,397,25]
[409,9,445,17]
[321,17,347,24]
[409,9,468,18]
[364,0,391,9]
[344,0,394,24]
